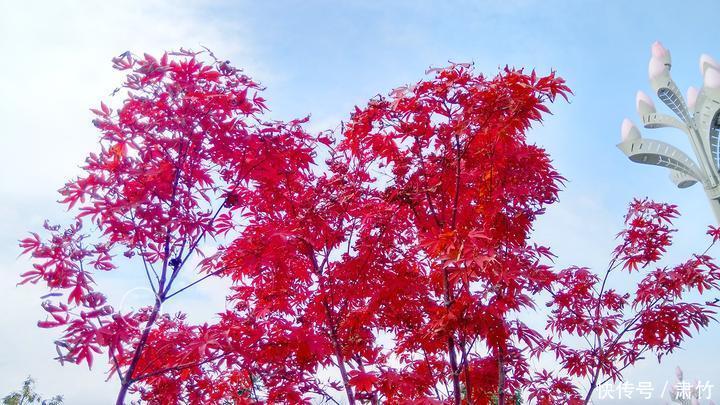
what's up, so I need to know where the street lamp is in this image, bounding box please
[618,41,720,222]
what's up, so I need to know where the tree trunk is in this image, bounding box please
[442,268,462,405]
[330,332,356,405]
[584,376,598,404]
[115,298,163,405]
[447,335,462,405]
[497,349,506,405]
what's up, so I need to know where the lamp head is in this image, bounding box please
[700,54,720,75]
[704,65,720,90]
[687,86,699,110]
[649,56,668,81]
[621,118,641,142]
[651,41,672,69]
[636,90,656,115]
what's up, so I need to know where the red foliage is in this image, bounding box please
[544,199,720,402]
[20,49,316,404]
[19,50,720,405]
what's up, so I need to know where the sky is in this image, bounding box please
[1,0,720,403]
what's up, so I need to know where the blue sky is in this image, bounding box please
[2,1,720,403]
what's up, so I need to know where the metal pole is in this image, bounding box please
[708,196,720,224]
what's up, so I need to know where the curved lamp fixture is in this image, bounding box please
[618,41,720,222]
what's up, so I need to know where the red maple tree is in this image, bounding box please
[19,49,318,404]
[18,50,720,404]
[542,199,720,403]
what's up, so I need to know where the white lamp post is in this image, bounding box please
[618,41,720,222]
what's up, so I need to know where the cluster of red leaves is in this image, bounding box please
[326,65,573,404]
[544,199,720,402]
[20,49,317,404]
[18,49,720,405]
